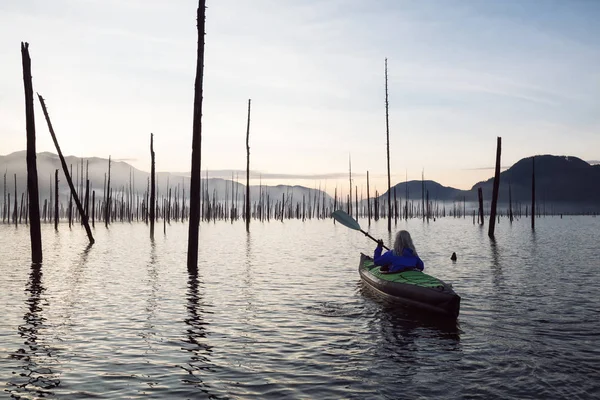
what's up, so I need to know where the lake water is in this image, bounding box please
[1,216,599,399]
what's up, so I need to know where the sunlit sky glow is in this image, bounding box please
[1,0,598,194]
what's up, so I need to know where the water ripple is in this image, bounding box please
[1,217,599,398]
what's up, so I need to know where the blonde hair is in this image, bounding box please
[393,230,418,256]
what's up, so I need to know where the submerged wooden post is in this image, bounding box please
[348,155,352,217]
[13,174,17,227]
[355,185,358,219]
[187,0,206,271]
[478,187,484,225]
[488,137,501,237]
[85,160,89,216]
[22,42,42,263]
[37,94,95,244]
[68,164,73,228]
[366,171,371,226]
[421,170,425,222]
[3,171,6,223]
[150,133,156,239]
[91,190,95,228]
[531,156,535,230]
[84,179,89,222]
[509,181,513,223]
[104,155,112,228]
[19,193,24,224]
[54,169,59,230]
[426,190,430,222]
[404,171,409,220]
[245,99,251,233]
[384,58,392,233]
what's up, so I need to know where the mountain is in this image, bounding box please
[0,151,333,205]
[469,155,600,205]
[378,180,466,201]
[366,155,599,213]
[2,152,599,211]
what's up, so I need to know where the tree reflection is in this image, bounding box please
[489,237,504,291]
[243,232,256,320]
[6,263,60,398]
[181,270,221,398]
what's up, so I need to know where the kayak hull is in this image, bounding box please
[359,253,460,319]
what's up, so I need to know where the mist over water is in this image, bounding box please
[1,217,599,399]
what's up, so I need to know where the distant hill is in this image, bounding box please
[468,155,600,204]
[378,180,466,201]
[0,151,332,205]
[369,155,599,212]
[2,152,599,211]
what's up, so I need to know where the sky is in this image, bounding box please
[1,0,599,195]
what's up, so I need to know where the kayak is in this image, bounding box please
[359,253,461,319]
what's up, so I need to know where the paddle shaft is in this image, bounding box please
[331,210,391,251]
[360,229,390,250]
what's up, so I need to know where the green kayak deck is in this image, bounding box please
[360,257,445,288]
[359,253,460,318]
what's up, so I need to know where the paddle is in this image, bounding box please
[331,210,390,250]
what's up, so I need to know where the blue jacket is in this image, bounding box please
[374,246,424,273]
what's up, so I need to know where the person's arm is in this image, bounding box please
[374,241,383,259]
[374,241,394,266]
[416,257,425,271]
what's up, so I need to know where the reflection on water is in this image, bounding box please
[181,270,219,398]
[358,281,461,341]
[140,239,159,391]
[243,232,256,322]
[489,237,503,287]
[7,263,61,398]
[144,239,159,326]
[1,217,599,398]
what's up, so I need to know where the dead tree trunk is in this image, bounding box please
[19,193,24,224]
[92,190,95,228]
[187,0,206,271]
[21,42,42,263]
[366,171,371,226]
[54,169,59,230]
[509,181,513,223]
[68,164,73,228]
[385,58,392,232]
[531,156,535,230]
[245,99,251,233]
[488,137,501,237]
[38,94,95,244]
[105,156,111,228]
[14,174,17,227]
[84,179,89,222]
[150,133,156,239]
[355,186,358,219]
[348,155,352,217]
[426,190,430,222]
[3,171,6,223]
[421,170,425,222]
[478,187,484,225]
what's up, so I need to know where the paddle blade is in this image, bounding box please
[331,210,361,230]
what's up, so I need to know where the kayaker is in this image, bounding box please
[374,230,424,273]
